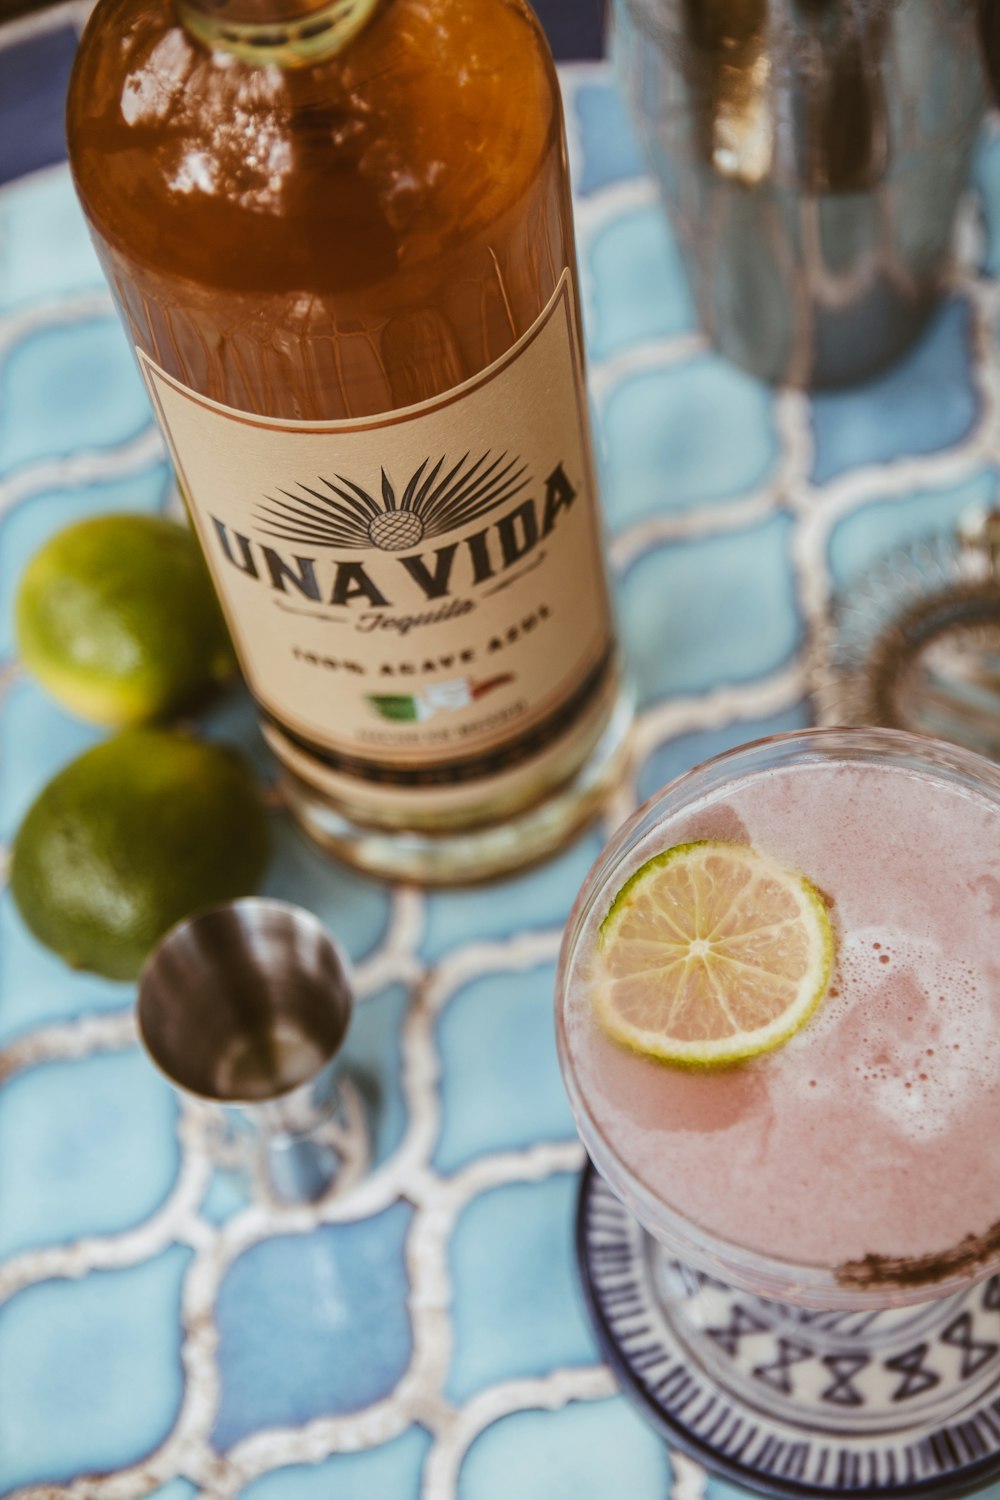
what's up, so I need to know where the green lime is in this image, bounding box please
[10,730,271,980]
[15,513,236,725]
[596,840,834,1067]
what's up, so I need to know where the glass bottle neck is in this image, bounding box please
[176,0,381,66]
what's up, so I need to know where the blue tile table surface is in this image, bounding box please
[5,11,1000,1500]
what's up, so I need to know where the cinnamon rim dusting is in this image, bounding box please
[836,1220,1000,1290]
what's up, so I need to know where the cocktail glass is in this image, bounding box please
[556,727,1000,1499]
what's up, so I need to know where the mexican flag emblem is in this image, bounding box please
[367,675,513,723]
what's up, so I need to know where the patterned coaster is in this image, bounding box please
[577,1163,1000,1500]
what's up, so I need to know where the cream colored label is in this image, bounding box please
[138,272,613,792]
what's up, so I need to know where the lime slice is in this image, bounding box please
[595,840,834,1067]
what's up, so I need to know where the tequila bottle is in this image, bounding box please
[66,0,631,881]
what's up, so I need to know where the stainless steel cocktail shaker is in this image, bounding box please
[613,0,987,386]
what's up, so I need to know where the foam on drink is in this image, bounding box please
[562,756,1000,1273]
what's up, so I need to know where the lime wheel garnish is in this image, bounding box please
[595,840,834,1067]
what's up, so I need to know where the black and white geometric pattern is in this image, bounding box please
[579,1165,1000,1499]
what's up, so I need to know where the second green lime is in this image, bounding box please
[15,513,236,725]
[9,729,271,980]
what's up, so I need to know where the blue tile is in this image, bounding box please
[0,463,172,659]
[637,701,814,805]
[343,983,408,1169]
[620,514,802,706]
[199,683,278,785]
[199,1167,251,1226]
[706,1477,762,1500]
[601,357,778,526]
[236,1427,431,1500]
[0,30,77,187]
[572,81,645,196]
[0,317,153,478]
[0,1246,190,1491]
[146,1482,199,1500]
[973,130,1000,278]
[706,1478,783,1500]
[435,964,576,1174]
[457,1394,671,1500]
[809,298,977,486]
[260,817,391,969]
[421,825,604,964]
[703,1482,735,1500]
[0,167,105,313]
[447,1174,595,1404]
[0,1048,179,1259]
[0,888,132,1045]
[827,467,999,593]
[0,676,104,840]
[213,1206,413,1449]
[585,203,695,362]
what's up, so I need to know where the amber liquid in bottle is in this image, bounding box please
[67,0,631,882]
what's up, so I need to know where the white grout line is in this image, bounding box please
[0,289,112,361]
[421,1365,620,1500]
[574,176,661,237]
[611,487,784,571]
[668,1452,709,1500]
[589,332,709,401]
[632,659,812,769]
[0,1005,136,1085]
[0,425,167,521]
[0,1099,214,1304]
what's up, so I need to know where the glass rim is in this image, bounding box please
[555,725,1000,1310]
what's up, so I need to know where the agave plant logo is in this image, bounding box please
[256,451,530,553]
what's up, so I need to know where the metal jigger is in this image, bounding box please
[137,899,360,1203]
[822,508,1000,760]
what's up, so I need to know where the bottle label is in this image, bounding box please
[138,271,614,795]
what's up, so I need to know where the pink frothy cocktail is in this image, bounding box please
[558,728,1000,1306]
